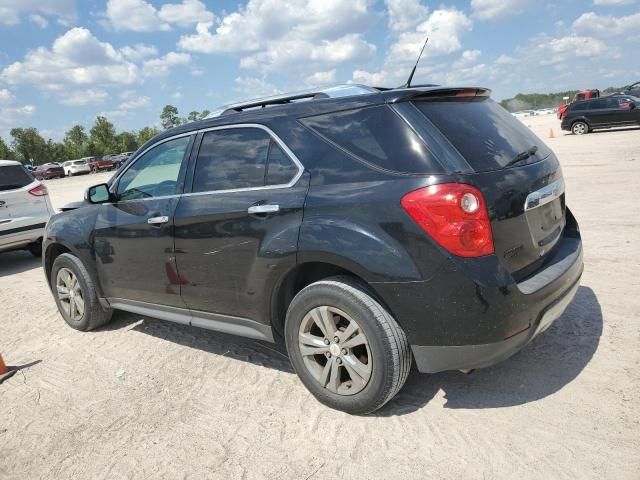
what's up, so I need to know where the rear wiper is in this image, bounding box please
[505,146,538,168]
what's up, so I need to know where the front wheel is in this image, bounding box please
[285,277,412,414]
[572,121,589,135]
[51,253,113,331]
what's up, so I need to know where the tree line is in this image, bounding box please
[0,105,210,166]
[500,86,623,112]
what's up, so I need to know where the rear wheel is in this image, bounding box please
[572,121,589,135]
[51,253,113,331]
[285,277,412,414]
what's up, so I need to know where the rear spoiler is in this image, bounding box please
[390,87,492,103]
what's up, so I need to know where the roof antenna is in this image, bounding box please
[401,37,429,89]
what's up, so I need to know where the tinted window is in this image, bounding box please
[414,98,551,172]
[590,99,606,110]
[117,136,190,200]
[0,165,34,191]
[302,105,439,174]
[266,142,298,185]
[571,102,589,111]
[193,128,270,192]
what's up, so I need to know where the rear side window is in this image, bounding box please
[590,99,606,110]
[571,102,589,111]
[0,165,34,191]
[302,105,440,174]
[414,98,551,172]
[193,128,299,192]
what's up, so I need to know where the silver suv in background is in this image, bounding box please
[0,160,54,256]
[63,159,91,177]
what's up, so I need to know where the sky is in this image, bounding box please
[0,0,638,141]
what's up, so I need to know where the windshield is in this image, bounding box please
[73,160,86,165]
[414,97,551,172]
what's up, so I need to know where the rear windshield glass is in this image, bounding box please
[414,98,551,172]
[0,165,34,191]
[302,105,442,174]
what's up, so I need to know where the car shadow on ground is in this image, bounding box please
[102,286,601,416]
[379,286,602,415]
[0,251,41,278]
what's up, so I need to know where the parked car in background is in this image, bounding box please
[561,95,640,134]
[1,160,54,256]
[43,84,583,414]
[619,81,640,98]
[557,89,600,119]
[63,159,91,176]
[34,163,65,180]
[87,156,113,173]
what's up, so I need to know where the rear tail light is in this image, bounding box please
[401,183,494,258]
[29,184,48,196]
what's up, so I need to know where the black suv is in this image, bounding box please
[561,94,640,135]
[43,85,583,414]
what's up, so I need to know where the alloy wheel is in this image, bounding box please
[56,267,85,322]
[298,306,372,395]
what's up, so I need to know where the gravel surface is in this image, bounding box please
[1,117,639,479]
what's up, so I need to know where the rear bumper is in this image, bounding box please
[372,217,584,373]
[411,278,580,373]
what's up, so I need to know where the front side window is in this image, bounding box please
[192,128,299,192]
[117,136,191,200]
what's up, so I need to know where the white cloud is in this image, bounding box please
[306,69,337,86]
[573,11,640,37]
[471,0,530,21]
[120,96,151,110]
[29,13,48,29]
[158,0,214,27]
[143,52,191,76]
[496,54,518,65]
[384,0,429,32]
[234,77,281,99]
[0,89,15,105]
[178,0,373,74]
[120,43,159,61]
[0,27,140,90]
[60,89,109,106]
[100,95,151,118]
[593,0,636,5]
[0,89,35,139]
[0,0,75,26]
[105,0,170,32]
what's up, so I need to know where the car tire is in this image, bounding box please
[285,276,412,414]
[51,253,113,331]
[572,121,589,135]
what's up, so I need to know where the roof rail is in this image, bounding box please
[206,84,379,118]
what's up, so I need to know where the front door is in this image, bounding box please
[94,134,194,308]
[173,126,308,326]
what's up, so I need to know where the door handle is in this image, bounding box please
[147,215,169,225]
[248,204,280,215]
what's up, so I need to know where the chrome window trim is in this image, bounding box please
[111,124,304,201]
[524,177,565,211]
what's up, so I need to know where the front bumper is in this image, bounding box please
[411,278,580,373]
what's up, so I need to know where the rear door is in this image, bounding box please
[93,134,194,308]
[584,98,609,127]
[410,96,566,274]
[174,125,308,326]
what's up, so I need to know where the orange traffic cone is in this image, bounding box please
[549,128,555,139]
[0,353,16,384]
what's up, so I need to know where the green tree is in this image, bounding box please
[187,111,199,122]
[44,139,68,163]
[0,136,14,160]
[160,105,181,130]
[63,125,88,159]
[199,110,210,120]
[137,126,160,145]
[89,116,117,156]
[116,131,139,152]
[9,127,47,165]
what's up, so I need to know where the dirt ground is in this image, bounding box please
[1,116,639,479]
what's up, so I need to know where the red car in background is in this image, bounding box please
[558,89,600,119]
[33,163,65,180]
[86,156,114,173]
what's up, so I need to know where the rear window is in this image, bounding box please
[0,165,34,191]
[302,105,441,173]
[414,98,551,172]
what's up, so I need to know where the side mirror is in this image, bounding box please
[85,183,111,204]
